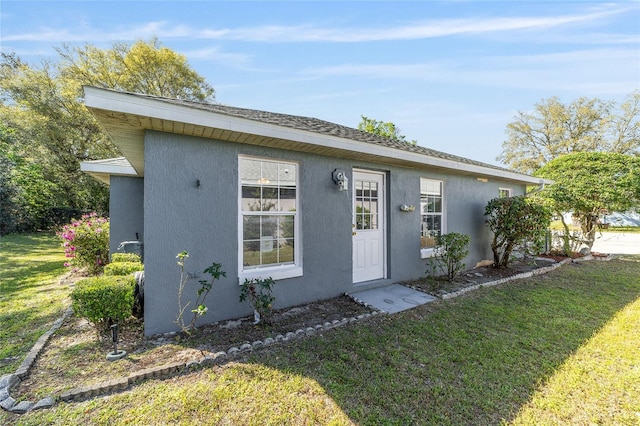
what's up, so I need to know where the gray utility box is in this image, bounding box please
[117,240,144,262]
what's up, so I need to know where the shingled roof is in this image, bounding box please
[131,91,516,174]
[82,86,549,186]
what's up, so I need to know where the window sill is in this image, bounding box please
[239,265,302,282]
[421,248,437,259]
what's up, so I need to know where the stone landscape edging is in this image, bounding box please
[0,254,614,414]
[441,257,573,300]
[0,307,73,414]
[1,306,385,413]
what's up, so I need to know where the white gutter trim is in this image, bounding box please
[80,158,138,176]
[83,87,546,185]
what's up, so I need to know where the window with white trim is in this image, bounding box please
[420,179,444,253]
[499,188,512,198]
[239,157,300,279]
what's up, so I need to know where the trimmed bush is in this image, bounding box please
[104,261,144,276]
[111,252,142,263]
[71,275,135,332]
[485,196,551,268]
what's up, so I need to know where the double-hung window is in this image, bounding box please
[420,178,444,257]
[239,157,301,280]
[499,188,512,198]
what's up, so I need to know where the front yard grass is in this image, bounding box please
[0,233,68,376]
[4,235,639,425]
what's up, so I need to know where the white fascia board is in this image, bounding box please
[83,87,546,185]
[80,159,138,176]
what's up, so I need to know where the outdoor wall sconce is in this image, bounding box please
[332,169,349,191]
[400,204,416,212]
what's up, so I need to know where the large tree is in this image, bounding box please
[0,39,214,232]
[57,38,215,102]
[498,92,639,174]
[358,115,416,144]
[535,152,640,251]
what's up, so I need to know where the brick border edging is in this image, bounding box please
[440,258,573,300]
[1,303,384,413]
[1,307,73,413]
[1,254,614,414]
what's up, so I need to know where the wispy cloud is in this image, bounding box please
[303,48,639,96]
[184,4,633,43]
[181,46,252,67]
[205,10,621,43]
[2,21,190,43]
[3,4,635,45]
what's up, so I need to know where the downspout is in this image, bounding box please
[526,179,547,197]
[525,179,552,253]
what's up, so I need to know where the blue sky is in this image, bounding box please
[1,1,639,166]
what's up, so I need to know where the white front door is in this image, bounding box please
[352,170,386,283]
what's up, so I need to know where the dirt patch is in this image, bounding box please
[14,294,374,400]
[403,257,562,297]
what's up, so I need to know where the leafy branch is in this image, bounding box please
[175,251,226,334]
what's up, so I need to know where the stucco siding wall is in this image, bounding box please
[143,131,359,335]
[144,132,240,336]
[438,174,525,267]
[142,130,526,335]
[109,176,144,257]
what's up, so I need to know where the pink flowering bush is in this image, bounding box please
[58,213,110,275]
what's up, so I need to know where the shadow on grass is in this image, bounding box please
[0,233,66,295]
[7,257,639,425]
[247,259,640,425]
[0,308,69,375]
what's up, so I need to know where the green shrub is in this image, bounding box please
[111,252,141,263]
[240,277,276,325]
[485,196,551,268]
[71,275,135,333]
[427,232,471,281]
[104,261,144,276]
[175,251,226,335]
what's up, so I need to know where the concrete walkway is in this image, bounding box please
[351,284,437,314]
[592,232,640,255]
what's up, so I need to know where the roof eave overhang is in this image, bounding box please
[83,86,548,186]
[80,157,138,186]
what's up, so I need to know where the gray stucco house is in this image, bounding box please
[80,86,545,336]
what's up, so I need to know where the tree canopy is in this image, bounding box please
[57,38,215,102]
[358,115,416,144]
[498,92,640,174]
[0,39,214,234]
[534,152,640,250]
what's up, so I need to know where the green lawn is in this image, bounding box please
[550,220,640,233]
[0,233,68,376]
[3,235,639,425]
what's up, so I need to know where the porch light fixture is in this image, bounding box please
[332,169,349,191]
